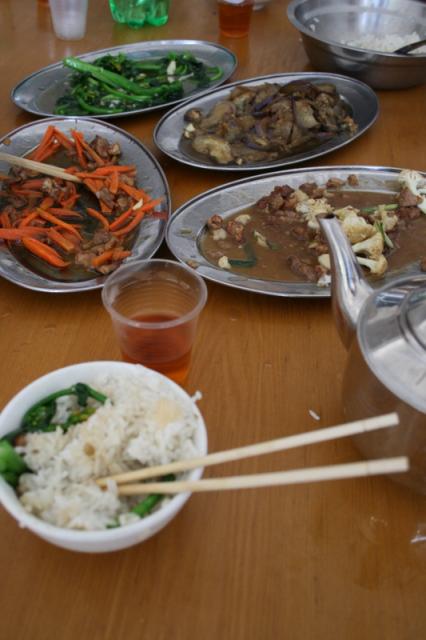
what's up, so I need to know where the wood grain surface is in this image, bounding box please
[0,1,425,639]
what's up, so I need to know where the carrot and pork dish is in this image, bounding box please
[0,126,164,278]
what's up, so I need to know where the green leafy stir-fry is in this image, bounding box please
[55,52,224,116]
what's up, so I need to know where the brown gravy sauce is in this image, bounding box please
[200,190,425,282]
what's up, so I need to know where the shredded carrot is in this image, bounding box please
[109,171,119,195]
[29,125,55,160]
[109,206,134,231]
[0,212,11,228]
[70,130,88,169]
[52,127,75,152]
[72,130,105,166]
[86,208,109,229]
[91,249,115,268]
[37,209,82,239]
[47,228,76,252]
[36,141,62,163]
[48,207,83,219]
[93,165,136,175]
[20,179,45,189]
[118,181,151,202]
[19,211,41,227]
[39,196,54,210]
[113,210,145,237]
[0,227,45,239]
[22,236,70,268]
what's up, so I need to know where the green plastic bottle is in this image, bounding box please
[108,0,170,28]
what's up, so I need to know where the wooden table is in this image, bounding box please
[0,1,425,638]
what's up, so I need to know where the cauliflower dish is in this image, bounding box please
[201,170,426,285]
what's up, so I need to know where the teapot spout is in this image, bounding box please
[320,216,372,349]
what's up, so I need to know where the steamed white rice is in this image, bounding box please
[16,367,200,531]
[341,32,426,54]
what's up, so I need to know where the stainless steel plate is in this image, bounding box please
[0,117,170,293]
[12,40,237,120]
[166,166,423,298]
[154,72,379,172]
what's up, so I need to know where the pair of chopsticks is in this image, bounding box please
[0,151,81,183]
[97,413,408,495]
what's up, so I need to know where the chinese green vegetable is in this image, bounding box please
[55,52,224,116]
[0,382,107,487]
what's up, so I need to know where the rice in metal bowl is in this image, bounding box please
[15,367,201,531]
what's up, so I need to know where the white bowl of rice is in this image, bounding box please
[0,361,207,553]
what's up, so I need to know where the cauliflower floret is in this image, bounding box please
[357,255,388,276]
[398,169,426,213]
[212,228,228,241]
[318,254,331,270]
[341,212,375,243]
[296,197,333,229]
[294,188,310,203]
[253,230,268,248]
[334,205,360,220]
[235,213,251,225]
[371,206,398,231]
[218,256,231,270]
[352,231,384,259]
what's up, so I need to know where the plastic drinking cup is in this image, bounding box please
[48,0,88,40]
[108,0,170,28]
[102,260,208,385]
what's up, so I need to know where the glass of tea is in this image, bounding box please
[102,260,208,385]
[217,0,254,38]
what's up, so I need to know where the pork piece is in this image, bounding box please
[97,186,115,209]
[206,214,223,231]
[398,206,421,220]
[299,182,324,198]
[75,230,122,270]
[398,187,420,208]
[225,220,245,243]
[116,194,133,213]
[347,174,359,186]
[326,177,345,189]
[41,177,63,201]
[192,135,233,164]
[91,136,122,161]
[287,255,318,282]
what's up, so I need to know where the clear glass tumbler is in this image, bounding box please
[102,260,208,385]
[108,0,170,27]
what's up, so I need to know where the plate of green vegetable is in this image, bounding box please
[11,40,237,119]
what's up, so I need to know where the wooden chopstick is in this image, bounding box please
[116,457,409,495]
[97,412,399,487]
[0,151,81,184]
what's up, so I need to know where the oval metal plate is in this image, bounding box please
[166,165,423,298]
[154,72,379,172]
[11,40,237,119]
[0,117,170,293]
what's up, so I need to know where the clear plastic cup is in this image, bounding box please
[49,0,88,40]
[102,260,208,385]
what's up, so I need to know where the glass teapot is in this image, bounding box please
[320,216,426,494]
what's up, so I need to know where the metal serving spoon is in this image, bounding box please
[394,38,426,55]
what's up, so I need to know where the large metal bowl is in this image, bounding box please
[287,0,426,90]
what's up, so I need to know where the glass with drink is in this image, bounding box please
[217,0,253,38]
[102,260,207,385]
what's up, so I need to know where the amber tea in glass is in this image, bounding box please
[102,260,207,385]
[217,0,253,38]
